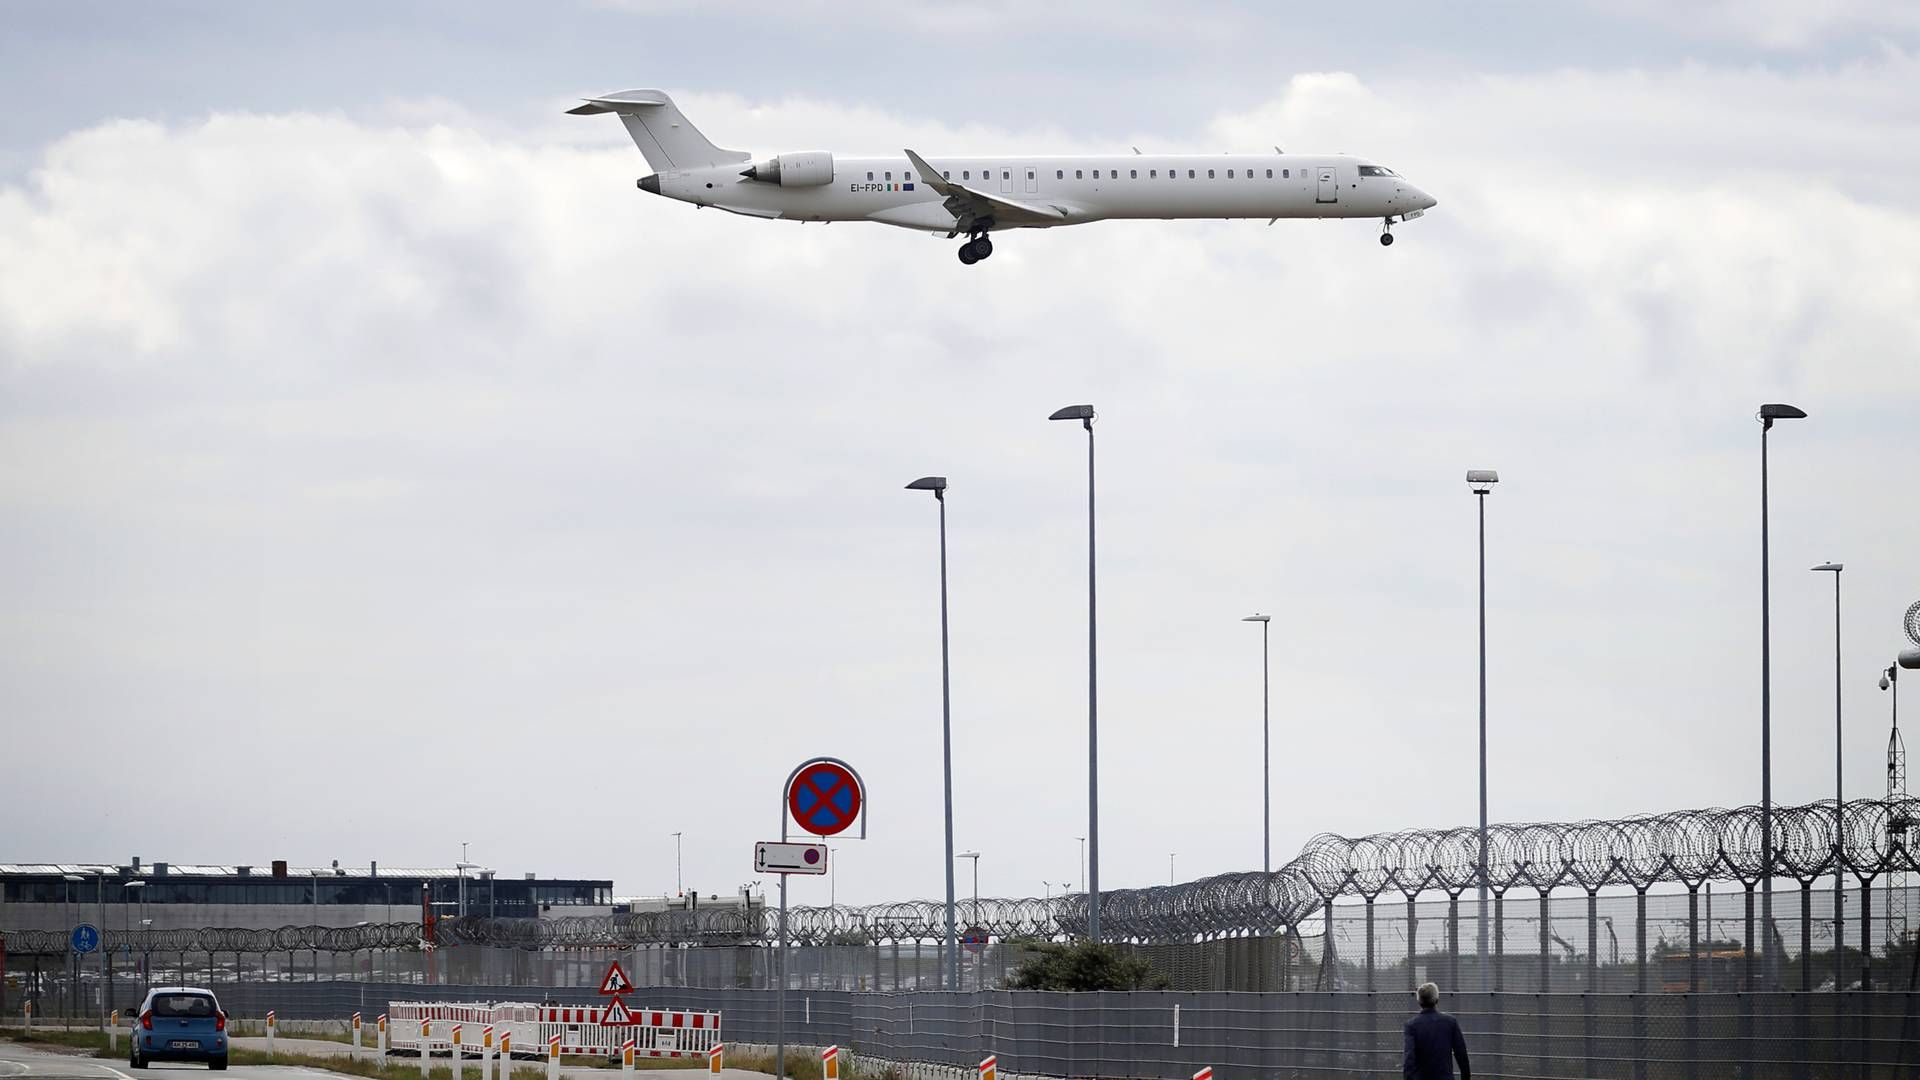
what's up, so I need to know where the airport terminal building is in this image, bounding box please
[0,859,615,932]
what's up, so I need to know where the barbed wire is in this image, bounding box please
[5,797,1913,954]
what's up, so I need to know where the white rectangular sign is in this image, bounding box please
[755,841,829,875]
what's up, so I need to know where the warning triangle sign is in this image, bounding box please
[600,998,636,1027]
[598,960,634,996]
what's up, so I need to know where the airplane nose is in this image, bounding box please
[1415,189,1437,211]
[637,174,661,195]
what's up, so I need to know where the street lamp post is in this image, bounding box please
[1075,837,1085,894]
[63,874,82,1021]
[1466,468,1499,986]
[673,832,683,896]
[1050,404,1100,942]
[1813,562,1844,974]
[1242,614,1272,874]
[906,475,960,989]
[1169,853,1176,885]
[958,852,981,990]
[1757,402,1806,989]
[122,880,145,1006]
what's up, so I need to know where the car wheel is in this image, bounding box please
[210,1056,229,1071]
[130,1052,147,1069]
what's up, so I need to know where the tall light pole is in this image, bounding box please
[1050,404,1100,941]
[906,475,959,989]
[1757,402,1806,989]
[1813,562,1844,965]
[63,874,81,1019]
[1242,614,1272,873]
[672,832,683,896]
[1075,837,1085,894]
[1466,468,1499,985]
[829,847,838,907]
[958,852,982,991]
[1169,853,1176,885]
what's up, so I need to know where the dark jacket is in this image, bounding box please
[1402,1007,1471,1080]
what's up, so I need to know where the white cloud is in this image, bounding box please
[1,61,1917,904]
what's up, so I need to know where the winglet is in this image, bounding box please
[904,149,953,195]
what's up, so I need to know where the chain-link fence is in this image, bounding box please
[11,979,1919,1079]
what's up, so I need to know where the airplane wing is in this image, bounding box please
[904,149,1071,234]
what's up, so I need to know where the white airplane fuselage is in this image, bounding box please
[656,154,1433,231]
[572,89,1437,262]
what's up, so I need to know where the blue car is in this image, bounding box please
[130,986,228,1070]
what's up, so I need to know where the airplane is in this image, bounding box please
[569,89,1437,265]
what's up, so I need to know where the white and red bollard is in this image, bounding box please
[22,1000,30,1036]
[500,1032,514,1080]
[378,1014,389,1057]
[708,1044,723,1076]
[1194,1068,1214,1080]
[265,1010,277,1056]
[353,1012,363,1057]
[109,1010,120,1052]
[621,1038,636,1076]
[546,1035,561,1080]
[419,1019,432,1078]
[451,1024,464,1080]
[482,1024,496,1080]
[822,1046,840,1080]
[978,1055,996,1080]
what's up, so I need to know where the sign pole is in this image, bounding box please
[777,872,788,1080]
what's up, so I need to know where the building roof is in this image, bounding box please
[0,863,606,881]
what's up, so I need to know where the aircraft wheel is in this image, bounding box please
[973,237,994,259]
[1379,232,1395,246]
[958,244,979,265]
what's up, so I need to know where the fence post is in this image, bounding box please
[1364,895,1376,992]
[1634,887,1648,1080]
[379,1013,389,1057]
[23,999,30,1035]
[1492,891,1505,991]
[266,1009,275,1057]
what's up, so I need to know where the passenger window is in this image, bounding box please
[1003,170,1010,180]
[904,172,912,182]
[1028,170,1035,180]
[885,172,892,180]
[1188,169,1195,178]
[963,171,970,180]
[1283,169,1290,178]
[1076,170,1083,179]
[1129,169,1137,179]
[1207,169,1215,179]
[1228,169,1235,179]
[1266,169,1273,179]
[943,171,950,180]
[1056,170,1064,180]
[866,171,874,181]
[1150,169,1157,178]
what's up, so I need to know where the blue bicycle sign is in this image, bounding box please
[70,923,100,955]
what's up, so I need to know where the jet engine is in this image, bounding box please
[740,152,834,187]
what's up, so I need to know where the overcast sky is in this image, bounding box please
[2,2,1917,910]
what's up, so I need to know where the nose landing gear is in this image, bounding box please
[1379,217,1395,246]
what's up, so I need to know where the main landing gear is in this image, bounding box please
[957,233,995,265]
[1379,217,1395,246]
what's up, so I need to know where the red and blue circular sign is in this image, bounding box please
[787,760,862,837]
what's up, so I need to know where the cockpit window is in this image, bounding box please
[1357,166,1397,177]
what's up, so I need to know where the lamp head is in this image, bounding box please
[1242,614,1270,623]
[1466,469,1499,494]
[1811,563,1843,573]
[1049,404,1095,425]
[1883,668,1895,691]
[905,476,947,500]
[1757,403,1807,430]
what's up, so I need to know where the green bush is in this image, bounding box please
[1006,941,1169,991]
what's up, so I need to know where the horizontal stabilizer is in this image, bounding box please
[566,97,666,116]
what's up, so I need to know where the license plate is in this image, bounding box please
[170,1040,200,1049]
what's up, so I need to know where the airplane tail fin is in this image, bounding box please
[567,89,749,172]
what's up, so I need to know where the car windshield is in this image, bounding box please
[152,994,217,1018]
[1357,165,1397,177]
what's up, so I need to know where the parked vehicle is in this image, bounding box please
[130,986,228,1070]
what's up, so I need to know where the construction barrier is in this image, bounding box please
[386,1001,720,1061]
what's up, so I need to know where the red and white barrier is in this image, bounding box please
[979,1055,997,1080]
[384,1001,720,1061]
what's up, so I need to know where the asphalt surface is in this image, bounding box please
[0,1039,350,1080]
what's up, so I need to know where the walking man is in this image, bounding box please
[1403,982,1471,1080]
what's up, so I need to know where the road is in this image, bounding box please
[0,1040,350,1080]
